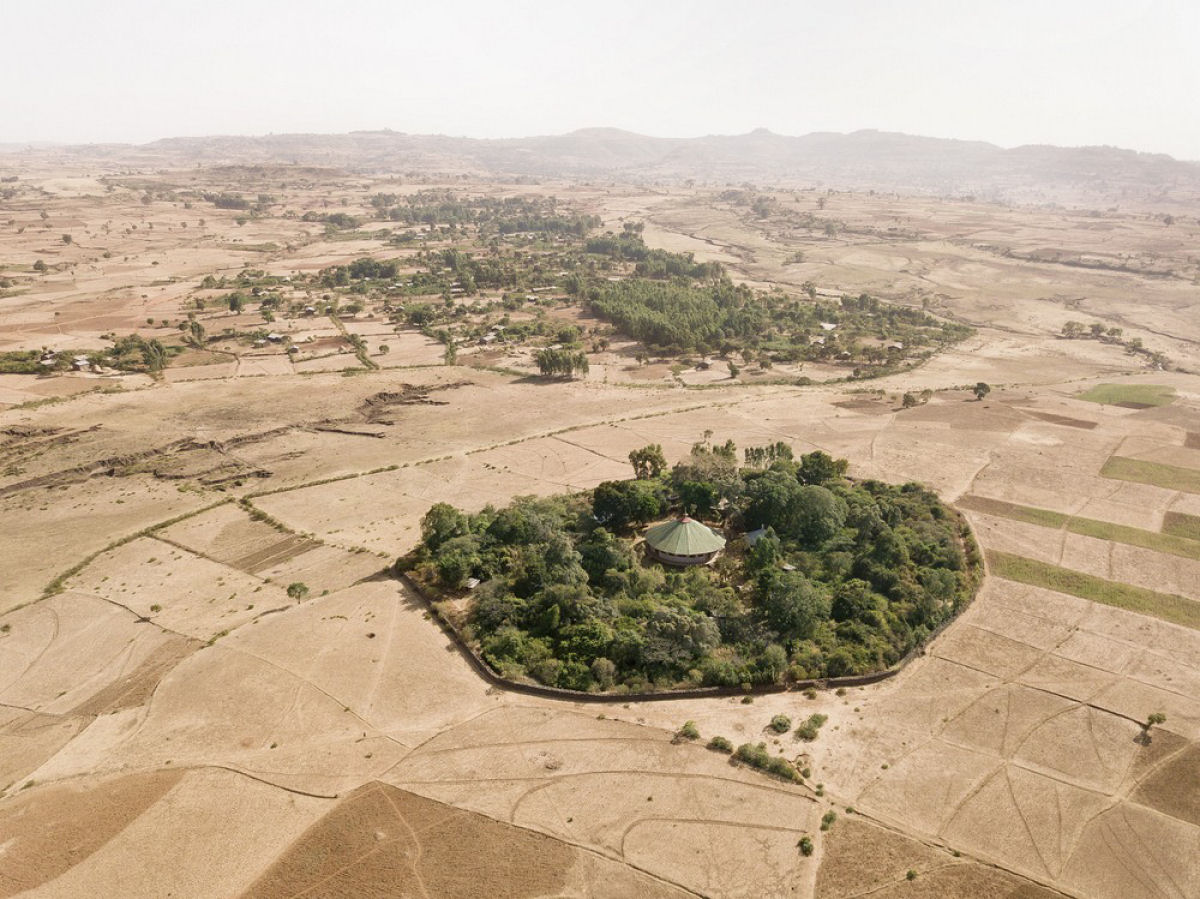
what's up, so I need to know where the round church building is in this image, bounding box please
[643,516,727,567]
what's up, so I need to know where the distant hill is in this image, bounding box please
[22,127,1200,206]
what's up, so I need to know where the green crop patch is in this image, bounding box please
[960,496,1200,560]
[957,496,1068,529]
[1101,456,1200,494]
[1078,383,1175,408]
[1163,512,1200,543]
[987,551,1200,630]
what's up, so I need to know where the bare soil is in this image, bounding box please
[244,781,689,899]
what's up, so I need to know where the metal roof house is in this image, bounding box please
[644,517,726,567]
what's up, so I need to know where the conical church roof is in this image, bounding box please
[644,517,726,555]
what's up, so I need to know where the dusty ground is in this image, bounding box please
[1,161,1198,897]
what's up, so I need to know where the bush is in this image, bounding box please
[678,720,700,741]
[769,714,792,734]
[707,735,734,753]
[795,713,828,742]
[766,757,801,782]
[820,810,837,831]
[798,836,814,856]
[735,742,801,781]
[735,742,772,768]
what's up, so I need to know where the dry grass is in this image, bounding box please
[0,770,184,897]
[244,781,688,898]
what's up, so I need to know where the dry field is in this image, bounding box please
[1,158,1198,897]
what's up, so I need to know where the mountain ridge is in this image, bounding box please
[9,127,1199,205]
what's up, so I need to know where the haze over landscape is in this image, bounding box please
[2,3,1200,899]
[5,0,1200,159]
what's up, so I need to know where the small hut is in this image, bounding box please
[644,517,726,567]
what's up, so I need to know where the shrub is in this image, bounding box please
[769,714,792,734]
[798,836,814,856]
[735,742,772,768]
[735,742,801,782]
[707,735,733,753]
[906,870,917,881]
[820,810,837,831]
[795,713,828,742]
[765,757,801,782]
[678,720,700,741]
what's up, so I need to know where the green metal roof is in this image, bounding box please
[644,517,726,555]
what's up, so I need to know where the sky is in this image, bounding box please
[3,0,1198,159]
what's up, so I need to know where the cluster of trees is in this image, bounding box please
[1061,320,1169,369]
[586,275,969,363]
[1061,320,1123,342]
[203,193,251,210]
[234,191,972,381]
[535,347,589,378]
[403,442,979,694]
[107,334,173,372]
[585,224,723,280]
[301,211,362,230]
[369,191,600,238]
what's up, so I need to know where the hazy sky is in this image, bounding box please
[4,0,1198,159]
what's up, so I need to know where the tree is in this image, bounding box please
[792,485,847,547]
[973,382,991,401]
[1061,320,1085,339]
[421,502,469,550]
[187,320,206,348]
[745,442,793,469]
[901,392,919,409]
[678,480,719,517]
[759,571,829,640]
[629,444,667,480]
[743,469,801,532]
[590,657,617,689]
[592,479,664,530]
[141,338,168,373]
[228,292,245,314]
[797,450,846,486]
[33,259,47,272]
[61,234,72,245]
[535,347,588,378]
[286,582,309,600]
[434,534,482,588]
